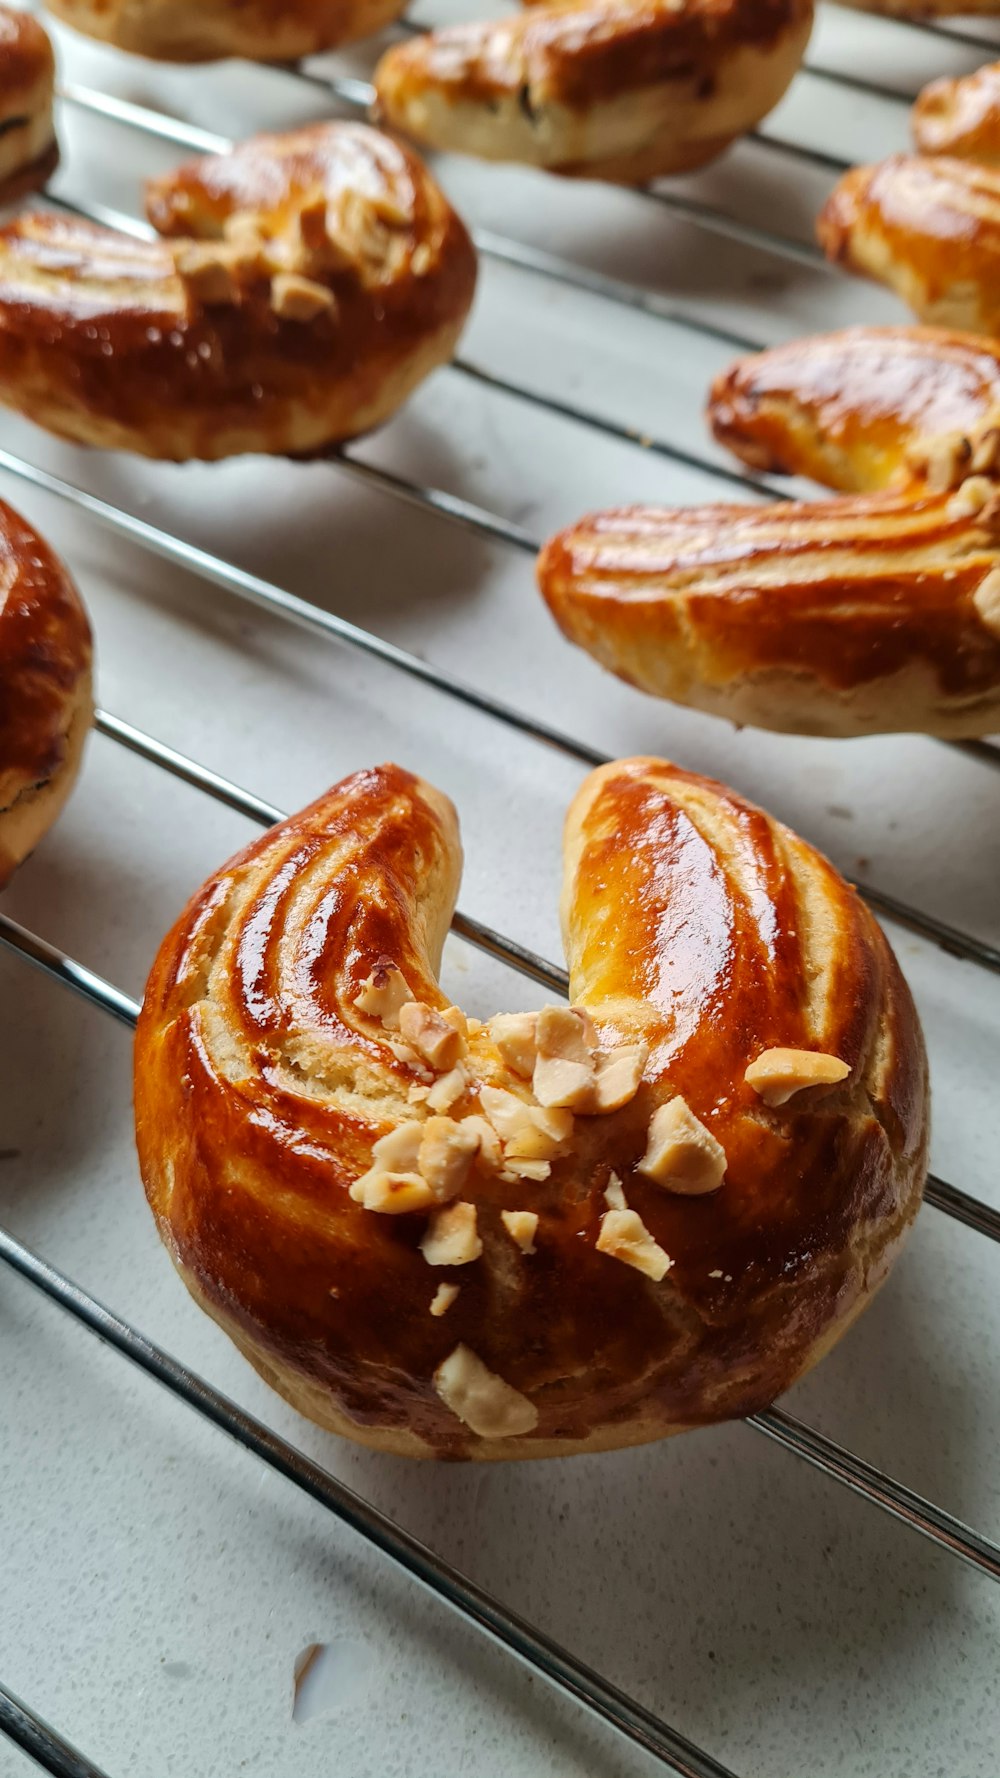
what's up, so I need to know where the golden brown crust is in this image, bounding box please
[134,759,927,1460]
[0,8,57,203]
[537,483,1000,736]
[44,0,406,62]
[817,155,1000,338]
[374,0,813,184]
[0,501,93,886]
[0,124,476,462]
[913,63,1000,165]
[708,325,1000,492]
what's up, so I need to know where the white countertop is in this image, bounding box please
[1,7,999,1775]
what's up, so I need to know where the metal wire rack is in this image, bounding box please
[1,9,999,1776]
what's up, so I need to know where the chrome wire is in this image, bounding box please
[3,443,999,972]
[0,1216,739,1778]
[0,1684,113,1778]
[1,911,998,1584]
[89,704,1000,1246]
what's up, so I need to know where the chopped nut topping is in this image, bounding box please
[638,1098,726,1195]
[420,1201,482,1266]
[418,1116,479,1202]
[349,1121,436,1213]
[399,1000,466,1071]
[411,242,432,277]
[354,960,411,1027]
[173,244,241,306]
[973,567,1000,640]
[596,1209,672,1281]
[426,1063,467,1113]
[604,1171,626,1210]
[488,1011,538,1079]
[408,1083,430,1105]
[972,428,1000,475]
[744,1047,850,1106]
[500,1209,538,1253]
[479,1085,573,1160]
[503,1157,550,1182]
[459,1113,503,1172]
[589,1042,648,1114]
[430,1282,460,1317]
[434,1345,538,1438]
[924,431,972,493]
[708,1269,723,1279]
[948,474,1000,521]
[270,271,336,322]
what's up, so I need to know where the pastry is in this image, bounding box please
[0,123,477,461]
[134,758,927,1460]
[817,156,1000,339]
[0,7,57,203]
[708,325,1000,493]
[836,0,1000,16]
[913,62,1000,166]
[0,501,92,886]
[373,0,814,185]
[537,479,1000,736]
[44,0,406,64]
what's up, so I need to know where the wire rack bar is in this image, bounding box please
[2,908,1000,1586]
[89,704,1000,1246]
[0,1683,113,1778]
[0,1219,739,1778]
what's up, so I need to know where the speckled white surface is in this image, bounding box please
[1,8,999,1776]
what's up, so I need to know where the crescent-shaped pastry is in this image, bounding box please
[537,479,1000,736]
[134,760,927,1460]
[373,0,814,185]
[708,326,1000,493]
[913,63,1000,166]
[44,0,405,63]
[0,501,93,886]
[0,124,477,461]
[0,7,57,202]
[817,156,1000,340]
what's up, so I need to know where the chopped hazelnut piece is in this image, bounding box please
[420,1200,482,1266]
[948,474,998,520]
[744,1047,850,1107]
[504,1158,550,1183]
[533,1053,595,1110]
[426,1064,467,1113]
[270,271,336,322]
[500,1209,538,1253]
[353,960,411,1027]
[459,1114,503,1172]
[596,1209,672,1281]
[349,1121,436,1213]
[604,1171,626,1211]
[589,1043,648,1114]
[532,1004,600,1107]
[434,1345,538,1438]
[399,1000,466,1071]
[408,1083,430,1106]
[479,1085,573,1160]
[972,428,1000,475]
[418,1116,480,1202]
[411,242,433,277]
[638,1098,726,1196]
[924,431,972,493]
[488,1011,537,1079]
[430,1283,460,1317]
[973,567,1000,641]
[173,244,240,306]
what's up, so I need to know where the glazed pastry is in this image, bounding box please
[837,0,1000,16]
[0,501,92,886]
[0,124,476,461]
[538,479,1000,736]
[373,0,814,185]
[44,0,406,63]
[709,326,1000,493]
[913,63,1000,166]
[817,156,1000,339]
[0,7,57,203]
[134,758,927,1460]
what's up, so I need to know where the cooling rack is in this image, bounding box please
[1,7,999,1775]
